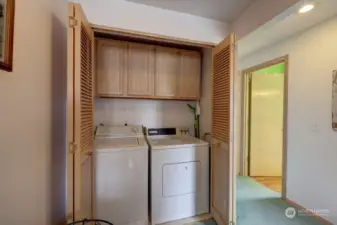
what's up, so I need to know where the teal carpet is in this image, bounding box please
[237,176,326,225]
[189,177,326,225]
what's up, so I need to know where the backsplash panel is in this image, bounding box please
[95,98,196,132]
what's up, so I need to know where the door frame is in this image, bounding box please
[240,55,289,199]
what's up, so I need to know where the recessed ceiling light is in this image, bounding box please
[299,4,315,14]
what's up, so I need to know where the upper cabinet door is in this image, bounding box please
[179,50,201,99]
[155,47,180,98]
[127,43,155,97]
[96,40,126,96]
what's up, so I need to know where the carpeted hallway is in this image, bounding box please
[189,177,326,225]
[237,176,326,225]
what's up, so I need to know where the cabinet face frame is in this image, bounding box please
[92,24,216,49]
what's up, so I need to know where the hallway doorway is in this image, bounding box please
[240,56,288,198]
[235,56,297,225]
[248,62,285,194]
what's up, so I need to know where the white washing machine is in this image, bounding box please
[95,125,148,225]
[147,128,209,225]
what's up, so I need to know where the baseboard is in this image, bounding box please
[158,213,212,225]
[286,198,332,225]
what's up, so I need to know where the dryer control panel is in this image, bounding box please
[147,127,190,136]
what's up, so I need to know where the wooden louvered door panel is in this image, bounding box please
[211,33,236,225]
[67,4,75,222]
[72,3,94,222]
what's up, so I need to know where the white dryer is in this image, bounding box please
[95,126,148,225]
[147,128,209,225]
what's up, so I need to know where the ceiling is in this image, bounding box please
[124,0,254,22]
[239,0,337,58]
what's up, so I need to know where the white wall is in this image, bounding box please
[0,0,67,224]
[239,16,337,224]
[95,98,196,132]
[71,0,228,44]
[230,0,299,39]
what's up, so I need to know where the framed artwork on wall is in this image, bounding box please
[0,0,15,72]
[333,70,337,131]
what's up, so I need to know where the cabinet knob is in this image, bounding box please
[84,151,93,156]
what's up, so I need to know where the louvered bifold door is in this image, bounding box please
[73,3,94,221]
[211,33,236,225]
[67,4,75,222]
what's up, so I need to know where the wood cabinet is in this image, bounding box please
[155,48,180,98]
[96,40,126,96]
[127,43,155,97]
[95,39,202,100]
[179,50,201,99]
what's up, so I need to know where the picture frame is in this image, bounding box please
[0,0,15,72]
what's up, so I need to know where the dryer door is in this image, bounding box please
[163,161,201,197]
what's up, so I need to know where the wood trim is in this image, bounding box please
[240,72,251,176]
[211,207,226,225]
[91,24,216,49]
[246,72,253,176]
[240,55,289,200]
[67,3,75,222]
[282,55,289,200]
[97,95,200,101]
[90,29,95,220]
[239,70,246,176]
[161,214,212,225]
[74,4,91,38]
[0,0,15,72]
[212,34,234,56]
[231,34,237,222]
[73,5,82,218]
[210,38,215,223]
[286,199,333,225]
[242,56,287,74]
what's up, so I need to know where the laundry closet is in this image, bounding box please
[94,33,204,132]
[68,3,236,225]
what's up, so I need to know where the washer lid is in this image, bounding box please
[95,137,147,151]
[149,136,208,150]
[96,125,143,138]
